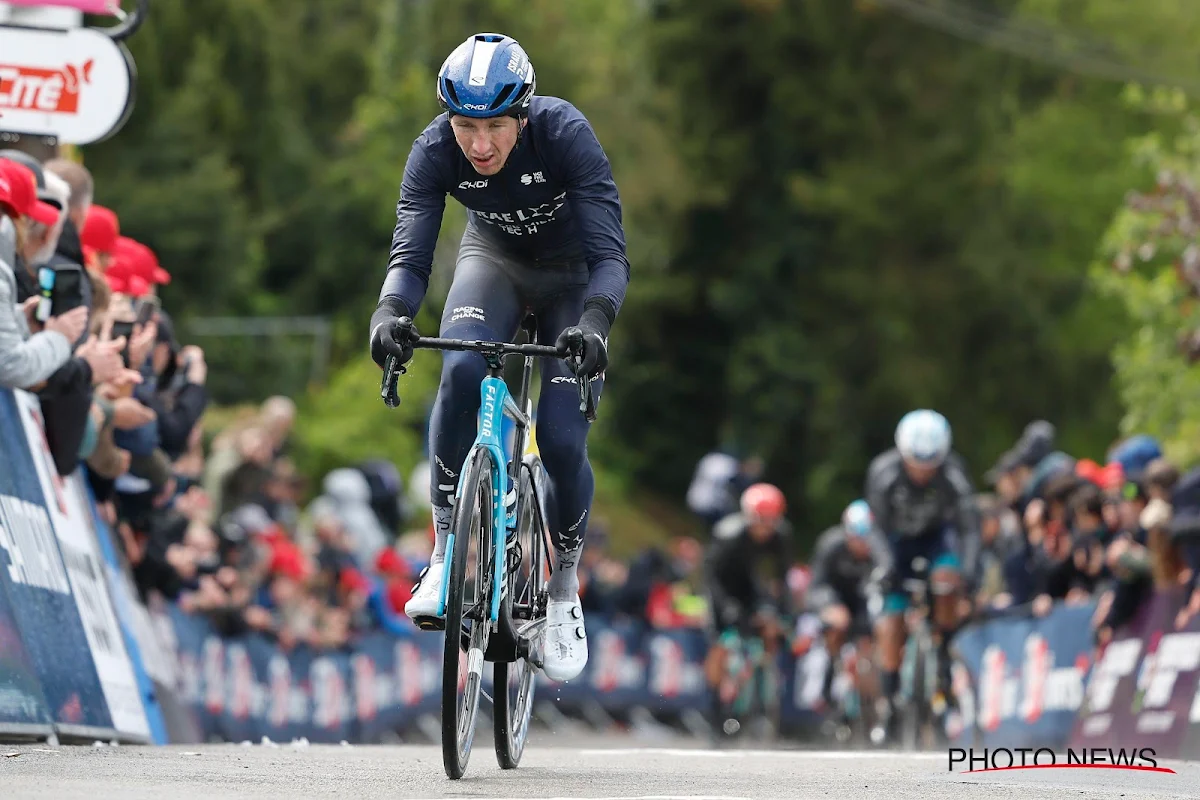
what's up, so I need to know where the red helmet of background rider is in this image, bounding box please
[741,483,786,525]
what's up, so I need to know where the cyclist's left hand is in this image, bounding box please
[556,325,608,378]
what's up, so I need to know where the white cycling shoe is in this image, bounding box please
[542,595,588,682]
[405,563,446,627]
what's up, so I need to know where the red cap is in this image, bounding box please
[81,205,120,255]
[0,159,59,226]
[374,547,411,578]
[113,236,170,285]
[104,255,151,297]
[339,567,372,596]
[269,541,310,582]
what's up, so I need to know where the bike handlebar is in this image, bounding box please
[380,333,598,422]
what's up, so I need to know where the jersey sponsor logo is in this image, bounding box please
[550,375,577,384]
[458,179,488,189]
[449,305,486,323]
[520,171,546,185]
[474,191,566,236]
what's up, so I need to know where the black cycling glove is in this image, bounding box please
[556,306,609,379]
[370,309,419,369]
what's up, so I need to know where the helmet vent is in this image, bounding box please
[490,83,516,110]
[442,79,460,105]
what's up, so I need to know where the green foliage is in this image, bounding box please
[1091,101,1200,466]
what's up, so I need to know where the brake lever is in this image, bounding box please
[563,330,599,423]
[381,355,404,409]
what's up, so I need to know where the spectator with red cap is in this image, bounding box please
[80,205,120,270]
[0,159,85,389]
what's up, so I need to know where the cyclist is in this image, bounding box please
[807,499,892,708]
[865,410,979,739]
[703,484,793,728]
[368,33,629,682]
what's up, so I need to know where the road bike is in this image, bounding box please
[713,621,782,743]
[887,556,956,751]
[380,315,596,779]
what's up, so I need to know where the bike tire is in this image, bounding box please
[899,628,928,752]
[442,449,493,780]
[494,457,550,769]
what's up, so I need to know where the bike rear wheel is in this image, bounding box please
[899,625,930,751]
[494,457,550,769]
[442,450,494,780]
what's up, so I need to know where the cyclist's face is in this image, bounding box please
[902,459,938,486]
[748,519,777,542]
[451,115,522,175]
[847,535,870,558]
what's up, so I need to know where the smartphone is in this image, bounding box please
[110,320,135,367]
[34,267,85,323]
[135,296,160,326]
[51,269,83,315]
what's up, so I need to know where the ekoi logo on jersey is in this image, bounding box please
[474,191,566,236]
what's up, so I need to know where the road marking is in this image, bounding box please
[575,748,943,760]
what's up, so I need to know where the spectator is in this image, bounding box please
[974,494,1022,608]
[319,468,389,567]
[686,451,765,530]
[987,420,1055,510]
[80,204,120,271]
[0,159,81,389]
[260,395,296,457]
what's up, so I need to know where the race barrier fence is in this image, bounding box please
[3,383,1200,754]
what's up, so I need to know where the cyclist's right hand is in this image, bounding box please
[370,315,419,368]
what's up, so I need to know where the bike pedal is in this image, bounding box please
[414,615,446,632]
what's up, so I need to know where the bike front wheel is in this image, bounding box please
[494,456,550,769]
[442,449,494,780]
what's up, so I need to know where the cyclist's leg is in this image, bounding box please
[409,233,522,617]
[533,282,603,603]
[876,535,913,706]
[815,591,851,704]
[928,528,965,698]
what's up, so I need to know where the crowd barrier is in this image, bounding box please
[4,383,1200,754]
[160,604,828,743]
[950,591,1200,759]
[1070,587,1200,759]
[948,601,1096,749]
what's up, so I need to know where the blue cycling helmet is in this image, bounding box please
[895,409,952,466]
[842,499,873,537]
[437,33,536,119]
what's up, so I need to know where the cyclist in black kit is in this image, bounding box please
[369,33,629,682]
[865,410,979,737]
[807,499,892,706]
[703,484,792,702]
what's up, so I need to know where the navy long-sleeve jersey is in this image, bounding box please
[378,96,630,326]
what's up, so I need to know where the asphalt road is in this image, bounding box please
[1,733,1197,800]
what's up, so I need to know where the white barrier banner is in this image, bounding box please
[14,390,150,739]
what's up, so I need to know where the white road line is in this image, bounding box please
[574,748,943,760]
[438,797,751,800]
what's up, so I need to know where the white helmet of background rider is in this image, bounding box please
[895,409,952,467]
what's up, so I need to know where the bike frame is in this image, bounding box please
[379,324,595,626]
[436,373,533,623]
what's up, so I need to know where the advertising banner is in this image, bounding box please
[1071,588,1200,758]
[13,391,150,741]
[0,389,113,737]
[0,24,135,143]
[950,602,1095,749]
